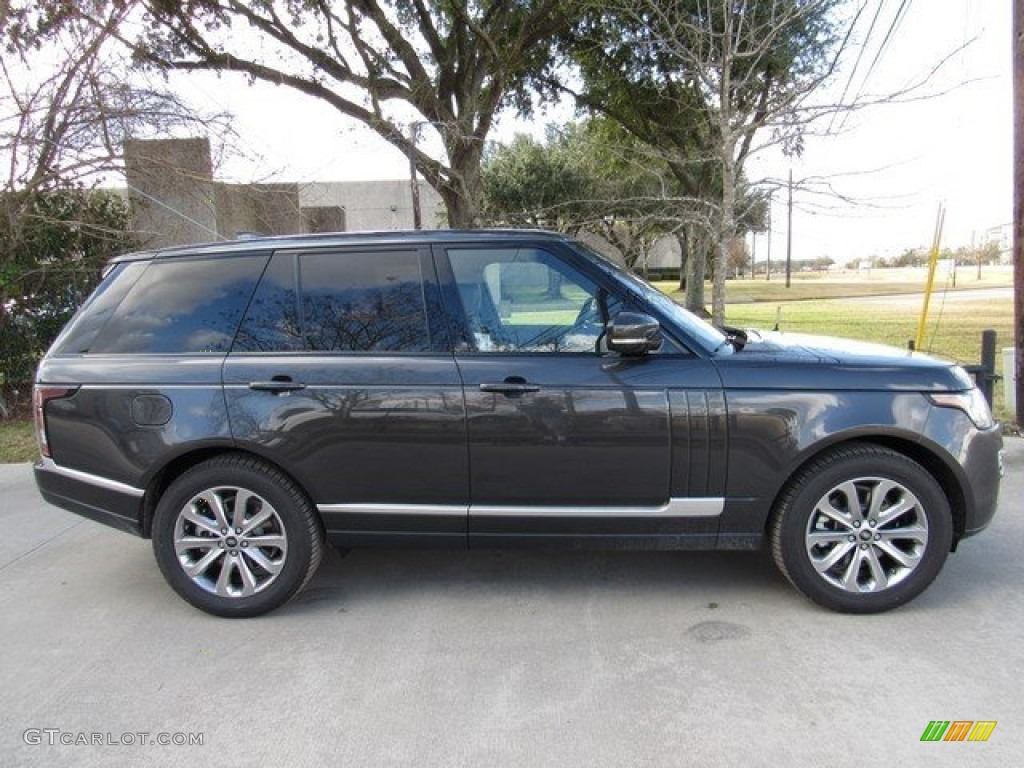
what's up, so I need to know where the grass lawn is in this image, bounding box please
[651,265,1013,304]
[0,420,37,464]
[725,297,1015,423]
[653,266,1015,422]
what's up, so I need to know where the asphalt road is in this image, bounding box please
[2,442,1023,768]
[844,286,1013,304]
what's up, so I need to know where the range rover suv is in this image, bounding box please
[33,230,1002,617]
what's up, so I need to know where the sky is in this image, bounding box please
[165,0,1011,267]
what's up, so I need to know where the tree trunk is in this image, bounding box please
[440,186,479,229]
[676,230,687,291]
[684,225,707,314]
[438,137,484,229]
[712,154,737,326]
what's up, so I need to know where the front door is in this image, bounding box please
[438,243,720,548]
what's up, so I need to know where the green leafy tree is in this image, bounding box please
[0,188,135,407]
[564,0,848,323]
[482,119,694,269]
[481,127,597,231]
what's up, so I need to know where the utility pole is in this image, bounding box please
[1015,0,1023,425]
[766,190,772,281]
[785,169,793,288]
[407,123,423,230]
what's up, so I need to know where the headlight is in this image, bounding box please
[928,389,995,430]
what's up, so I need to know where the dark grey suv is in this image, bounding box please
[33,230,1002,616]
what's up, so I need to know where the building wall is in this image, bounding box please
[645,236,682,271]
[299,180,444,232]
[123,138,448,248]
[214,183,303,239]
[124,138,218,249]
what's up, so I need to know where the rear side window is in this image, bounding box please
[87,255,268,354]
[52,261,148,354]
[235,249,444,353]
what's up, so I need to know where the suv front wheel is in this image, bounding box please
[152,455,324,617]
[770,444,953,613]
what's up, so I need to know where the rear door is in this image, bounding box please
[223,245,468,547]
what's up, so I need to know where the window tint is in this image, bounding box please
[234,250,439,354]
[53,261,148,354]
[88,255,268,354]
[448,247,617,353]
[233,254,302,352]
[300,250,434,353]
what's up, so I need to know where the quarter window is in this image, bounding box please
[88,255,267,354]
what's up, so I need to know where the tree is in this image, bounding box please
[565,0,848,324]
[131,0,572,228]
[0,188,135,407]
[481,127,598,231]
[1,1,232,195]
[1,1,221,407]
[727,237,749,278]
[482,120,696,269]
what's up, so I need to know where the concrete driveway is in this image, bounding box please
[2,442,1022,767]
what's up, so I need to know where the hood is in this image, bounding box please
[714,329,975,392]
[744,330,928,363]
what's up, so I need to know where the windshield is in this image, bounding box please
[573,242,731,354]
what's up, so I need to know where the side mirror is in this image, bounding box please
[606,312,662,355]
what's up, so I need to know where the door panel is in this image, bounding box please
[223,356,467,543]
[224,247,468,547]
[458,356,670,506]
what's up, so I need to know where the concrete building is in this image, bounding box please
[123,137,443,249]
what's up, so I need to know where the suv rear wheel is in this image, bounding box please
[770,443,953,613]
[152,455,323,617]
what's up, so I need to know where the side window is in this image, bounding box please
[233,254,302,352]
[301,250,434,353]
[447,247,618,353]
[53,261,148,354]
[88,255,268,354]
[235,249,440,354]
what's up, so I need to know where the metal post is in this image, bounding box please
[1014,0,1024,425]
[766,191,772,281]
[980,329,997,406]
[915,204,946,351]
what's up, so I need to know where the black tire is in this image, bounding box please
[769,443,953,613]
[152,454,323,618]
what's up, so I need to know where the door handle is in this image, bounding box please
[479,377,541,396]
[248,377,307,393]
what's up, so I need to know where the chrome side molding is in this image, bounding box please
[318,498,724,518]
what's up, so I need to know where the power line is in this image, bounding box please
[858,0,914,97]
[827,0,889,134]
[831,0,915,135]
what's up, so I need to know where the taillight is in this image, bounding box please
[33,386,77,458]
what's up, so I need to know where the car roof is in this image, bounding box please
[110,229,575,263]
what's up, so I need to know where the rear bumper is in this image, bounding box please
[34,458,145,537]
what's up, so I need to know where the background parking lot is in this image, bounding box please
[2,441,1022,767]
